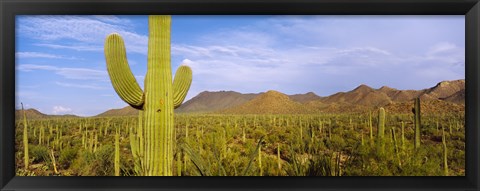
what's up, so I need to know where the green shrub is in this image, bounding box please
[29,144,49,163]
[59,146,78,168]
[92,145,115,176]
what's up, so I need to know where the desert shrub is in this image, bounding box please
[59,146,78,168]
[29,144,49,163]
[71,150,96,175]
[92,145,115,176]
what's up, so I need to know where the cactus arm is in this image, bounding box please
[105,33,144,109]
[172,65,192,109]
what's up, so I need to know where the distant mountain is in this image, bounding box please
[442,88,465,105]
[92,79,465,116]
[176,91,260,113]
[425,80,465,99]
[319,80,464,107]
[96,91,322,115]
[96,106,138,117]
[289,92,322,103]
[222,90,314,114]
[320,84,392,106]
[15,108,81,120]
[383,99,464,114]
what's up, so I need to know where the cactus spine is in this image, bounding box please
[105,16,192,176]
[377,107,385,152]
[21,103,29,170]
[413,97,421,149]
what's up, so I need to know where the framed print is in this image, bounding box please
[1,0,479,190]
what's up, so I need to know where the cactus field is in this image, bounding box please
[15,107,465,176]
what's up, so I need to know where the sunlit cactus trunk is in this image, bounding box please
[115,127,120,176]
[442,126,448,176]
[21,103,29,170]
[104,15,192,176]
[376,107,385,153]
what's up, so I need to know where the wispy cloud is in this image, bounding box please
[16,52,78,60]
[18,16,148,55]
[425,42,464,65]
[17,64,108,81]
[55,82,107,90]
[92,15,133,26]
[33,43,103,52]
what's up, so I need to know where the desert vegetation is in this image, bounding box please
[15,98,465,176]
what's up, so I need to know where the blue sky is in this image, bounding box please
[15,15,465,116]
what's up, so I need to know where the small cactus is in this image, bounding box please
[401,121,405,151]
[115,127,120,176]
[377,107,385,152]
[413,97,421,149]
[369,111,373,140]
[258,144,262,176]
[442,126,448,176]
[277,143,281,171]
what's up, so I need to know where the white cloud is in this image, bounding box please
[55,82,107,90]
[425,42,464,65]
[427,42,457,55]
[93,15,132,25]
[33,43,103,52]
[16,52,77,59]
[17,64,108,81]
[18,16,148,55]
[52,105,72,114]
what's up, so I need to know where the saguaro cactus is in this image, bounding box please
[442,126,448,176]
[105,15,192,176]
[377,107,385,152]
[21,103,29,170]
[413,97,421,149]
[115,127,120,176]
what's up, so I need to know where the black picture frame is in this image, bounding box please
[1,0,479,190]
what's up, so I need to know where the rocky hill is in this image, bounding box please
[222,90,314,114]
[289,92,322,103]
[95,106,138,117]
[15,108,80,120]
[175,91,259,113]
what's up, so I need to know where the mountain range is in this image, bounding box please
[16,79,465,118]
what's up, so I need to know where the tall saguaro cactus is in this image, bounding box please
[377,107,385,152]
[104,15,192,176]
[21,103,29,170]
